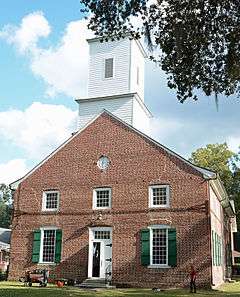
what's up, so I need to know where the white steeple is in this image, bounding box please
[87,37,146,101]
[76,37,152,133]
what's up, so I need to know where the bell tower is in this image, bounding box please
[87,37,145,101]
[76,37,152,133]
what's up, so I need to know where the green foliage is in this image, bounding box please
[190,143,240,228]
[190,143,236,191]
[80,0,240,103]
[0,184,12,228]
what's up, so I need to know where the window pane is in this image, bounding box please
[152,229,167,265]
[152,187,167,206]
[96,190,110,208]
[105,58,113,78]
[137,66,139,85]
[42,230,56,262]
[94,230,111,239]
[45,192,58,209]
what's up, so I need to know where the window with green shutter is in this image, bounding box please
[168,228,177,267]
[140,229,150,266]
[212,231,222,267]
[32,230,41,263]
[55,229,62,263]
[141,226,177,268]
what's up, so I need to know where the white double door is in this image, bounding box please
[88,227,112,279]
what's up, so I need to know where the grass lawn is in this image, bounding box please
[0,281,240,297]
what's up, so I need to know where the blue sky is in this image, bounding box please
[0,0,240,184]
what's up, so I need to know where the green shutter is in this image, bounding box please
[141,229,150,266]
[215,233,218,266]
[55,229,62,263]
[168,228,177,267]
[212,231,215,266]
[220,238,222,265]
[32,230,41,263]
[218,235,220,266]
[234,232,240,252]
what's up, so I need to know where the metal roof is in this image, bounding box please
[0,228,11,246]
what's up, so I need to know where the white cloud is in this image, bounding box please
[227,136,240,153]
[0,12,93,97]
[0,102,77,159]
[0,159,28,185]
[149,117,184,143]
[0,11,51,53]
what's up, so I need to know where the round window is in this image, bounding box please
[97,156,110,170]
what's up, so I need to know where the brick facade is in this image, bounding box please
[9,112,213,287]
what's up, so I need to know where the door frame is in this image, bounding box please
[88,227,112,279]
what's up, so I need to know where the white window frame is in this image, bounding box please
[39,226,58,264]
[149,185,170,208]
[103,57,115,80]
[42,190,59,212]
[93,188,112,210]
[148,225,170,268]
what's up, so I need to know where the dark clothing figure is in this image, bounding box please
[189,266,197,293]
[25,270,31,283]
[190,278,196,293]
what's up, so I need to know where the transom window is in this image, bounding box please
[94,230,111,239]
[42,229,56,263]
[152,228,167,265]
[42,191,59,211]
[93,188,111,209]
[104,58,114,78]
[149,185,170,208]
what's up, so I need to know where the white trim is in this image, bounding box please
[86,36,148,58]
[39,227,57,264]
[10,109,216,190]
[148,225,170,268]
[149,185,170,208]
[42,190,59,212]
[88,227,112,279]
[93,188,112,210]
[76,93,152,118]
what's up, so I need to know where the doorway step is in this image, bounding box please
[76,278,115,289]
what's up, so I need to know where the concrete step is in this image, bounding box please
[231,275,240,281]
[76,278,115,289]
[84,278,105,282]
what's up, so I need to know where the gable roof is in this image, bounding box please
[10,110,216,190]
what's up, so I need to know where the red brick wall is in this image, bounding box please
[9,113,211,287]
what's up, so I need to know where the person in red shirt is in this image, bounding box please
[189,265,197,293]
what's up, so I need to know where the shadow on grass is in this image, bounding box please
[1,282,240,297]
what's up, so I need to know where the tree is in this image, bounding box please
[0,184,12,228]
[189,143,236,192]
[189,143,240,228]
[80,0,240,103]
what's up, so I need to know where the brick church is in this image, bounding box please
[9,37,236,288]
